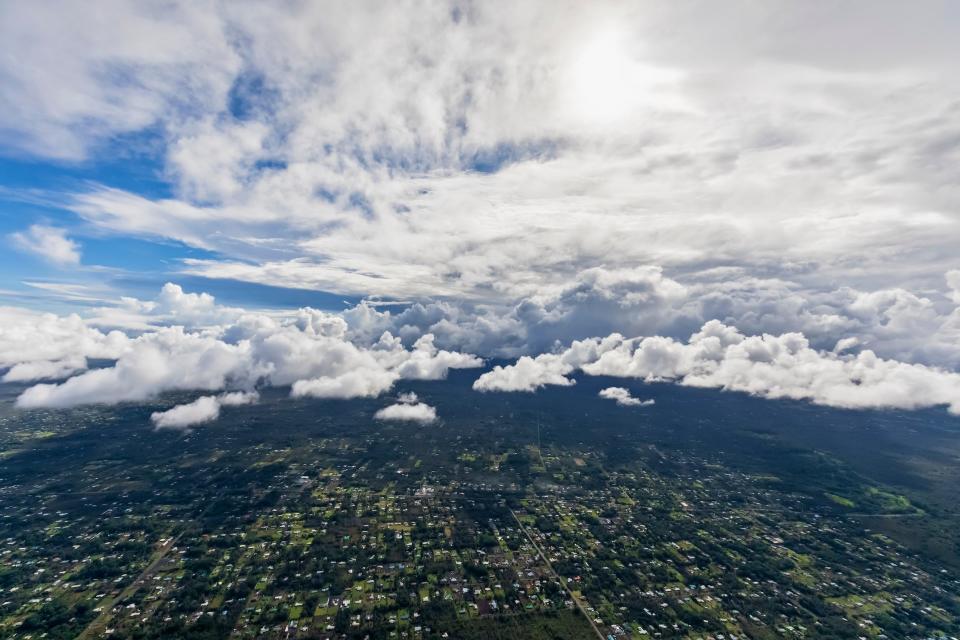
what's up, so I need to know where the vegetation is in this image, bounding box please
[0,372,958,638]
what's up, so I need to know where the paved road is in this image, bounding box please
[510,509,606,640]
[77,535,180,639]
[78,489,228,639]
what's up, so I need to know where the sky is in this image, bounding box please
[2,1,960,424]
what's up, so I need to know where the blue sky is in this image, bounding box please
[0,140,361,312]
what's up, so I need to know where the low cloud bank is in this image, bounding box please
[342,268,960,371]
[476,320,960,414]
[2,356,88,383]
[12,286,482,410]
[0,307,129,381]
[7,282,960,419]
[599,387,654,407]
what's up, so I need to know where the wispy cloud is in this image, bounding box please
[10,225,81,266]
[3,3,956,309]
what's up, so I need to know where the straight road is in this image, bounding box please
[510,509,606,640]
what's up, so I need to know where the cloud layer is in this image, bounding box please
[3,282,960,419]
[477,320,960,415]
[339,267,960,373]
[12,284,482,409]
[0,306,129,381]
[3,3,958,317]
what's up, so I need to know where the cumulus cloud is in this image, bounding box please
[9,225,81,265]
[291,369,397,400]
[374,401,437,424]
[150,390,259,430]
[474,332,629,392]
[87,282,245,331]
[378,334,484,380]
[0,306,129,372]
[2,357,86,383]
[483,320,960,414]
[4,278,960,419]
[474,356,575,393]
[151,396,221,430]
[12,284,482,410]
[947,270,960,305]
[598,387,653,407]
[218,390,259,406]
[17,327,252,409]
[334,266,960,377]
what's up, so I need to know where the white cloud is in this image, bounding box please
[0,1,239,159]
[2,357,86,383]
[151,395,221,430]
[474,355,575,393]
[335,266,960,372]
[397,391,418,404]
[947,270,960,305]
[86,282,245,331]
[167,119,269,203]
[374,401,437,424]
[1,3,955,325]
[379,334,483,381]
[3,4,960,419]
[16,327,252,409]
[484,320,960,415]
[4,279,960,418]
[9,225,81,265]
[12,284,482,409]
[0,306,128,370]
[150,390,260,430]
[291,368,397,400]
[218,390,259,406]
[473,332,628,392]
[598,387,653,407]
